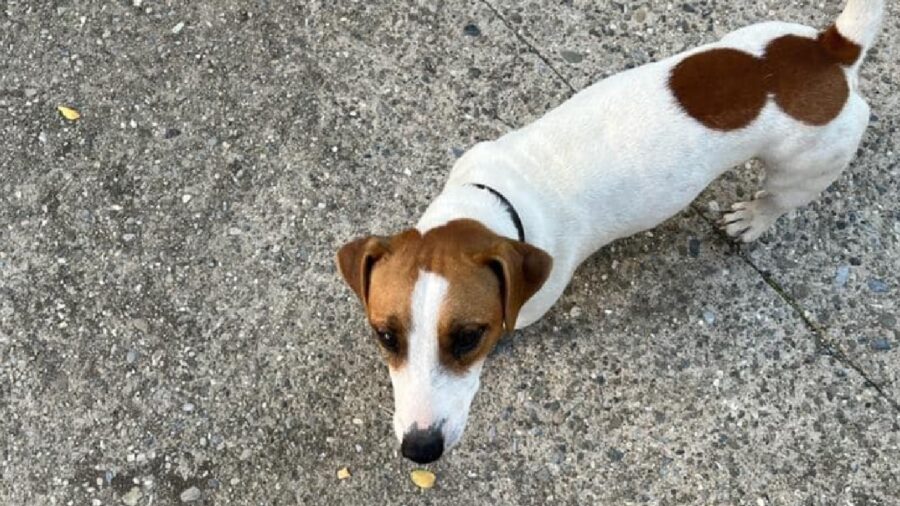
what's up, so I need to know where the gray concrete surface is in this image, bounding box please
[1,1,898,505]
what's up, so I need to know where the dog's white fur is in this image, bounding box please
[420,2,881,328]
[390,1,884,453]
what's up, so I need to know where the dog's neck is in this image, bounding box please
[414,143,586,329]
[416,178,575,329]
[417,184,524,240]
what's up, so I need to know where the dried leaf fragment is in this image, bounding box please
[410,469,436,489]
[58,105,81,121]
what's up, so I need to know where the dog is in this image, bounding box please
[336,0,884,463]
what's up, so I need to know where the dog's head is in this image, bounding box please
[336,219,552,463]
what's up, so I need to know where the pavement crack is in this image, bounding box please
[690,203,900,413]
[479,0,578,96]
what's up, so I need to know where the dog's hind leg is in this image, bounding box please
[722,95,870,243]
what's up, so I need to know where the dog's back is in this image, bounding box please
[452,0,886,253]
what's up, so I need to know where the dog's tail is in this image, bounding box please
[819,0,885,65]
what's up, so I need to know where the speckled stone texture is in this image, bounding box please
[1,1,897,505]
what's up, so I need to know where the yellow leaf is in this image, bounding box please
[410,469,436,489]
[58,105,81,121]
[336,467,351,480]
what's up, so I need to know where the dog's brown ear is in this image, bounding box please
[336,236,391,308]
[477,240,553,332]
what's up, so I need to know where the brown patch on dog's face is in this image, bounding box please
[417,221,551,373]
[337,220,552,374]
[670,26,862,130]
[435,259,505,374]
[365,230,422,368]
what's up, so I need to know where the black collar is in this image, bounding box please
[471,183,526,242]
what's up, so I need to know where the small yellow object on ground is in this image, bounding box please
[58,105,81,121]
[410,469,436,489]
[337,467,351,480]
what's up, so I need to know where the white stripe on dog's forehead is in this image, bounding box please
[407,270,447,377]
[389,270,447,431]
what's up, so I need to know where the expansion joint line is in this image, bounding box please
[479,0,578,95]
[690,204,900,414]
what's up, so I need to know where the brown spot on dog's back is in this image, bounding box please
[670,28,858,130]
[817,24,863,66]
[765,35,851,125]
[669,49,768,130]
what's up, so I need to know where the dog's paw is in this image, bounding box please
[720,198,777,243]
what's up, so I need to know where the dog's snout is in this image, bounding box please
[400,426,444,464]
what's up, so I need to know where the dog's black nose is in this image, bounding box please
[401,427,444,464]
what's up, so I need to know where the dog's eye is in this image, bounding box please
[452,326,486,358]
[374,328,399,353]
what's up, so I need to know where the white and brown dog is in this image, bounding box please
[337,0,884,463]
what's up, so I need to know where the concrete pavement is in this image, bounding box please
[1,1,897,504]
